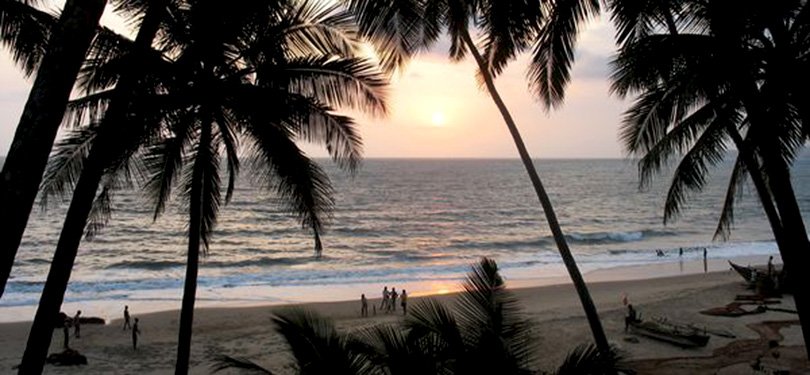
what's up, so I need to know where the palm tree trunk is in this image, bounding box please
[725,127,785,243]
[741,90,810,359]
[459,29,610,352]
[724,130,810,356]
[175,122,211,374]
[0,0,107,300]
[760,149,810,359]
[17,5,167,371]
[17,157,104,374]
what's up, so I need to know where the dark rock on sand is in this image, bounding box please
[46,349,87,366]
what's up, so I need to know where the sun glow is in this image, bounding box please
[430,112,446,127]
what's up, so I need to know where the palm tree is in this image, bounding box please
[609,0,810,357]
[16,0,173,371]
[57,1,385,372]
[0,0,107,300]
[343,0,610,351]
[212,258,629,374]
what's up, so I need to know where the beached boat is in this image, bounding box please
[627,320,710,347]
[729,261,758,285]
[729,261,783,287]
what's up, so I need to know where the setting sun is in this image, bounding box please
[430,111,446,126]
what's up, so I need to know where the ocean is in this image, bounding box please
[1,156,808,321]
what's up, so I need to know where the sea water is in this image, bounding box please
[1,157,807,321]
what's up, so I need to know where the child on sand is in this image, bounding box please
[381,286,389,311]
[132,318,140,350]
[400,290,408,315]
[390,288,398,312]
[63,318,71,349]
[73,310,81,338]
[361,294,368,317]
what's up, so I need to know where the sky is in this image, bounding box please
[0,3,630,159]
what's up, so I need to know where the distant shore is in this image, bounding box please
[1,256,806,374]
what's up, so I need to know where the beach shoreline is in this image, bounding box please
[2,255,806,374]
[0,253,778,324]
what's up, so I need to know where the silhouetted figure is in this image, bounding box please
[679,248,683,257]
[361,294,368,317]
[767,256,774,277]
[400,290,408,315]
[625,304,639,331]
[63,318,70,349]
[73,310,81,338]
[123,305,131,330]
[390,288,398,312]
[132,318,140,350]
[703,248,708,273]
[381,286,389,311]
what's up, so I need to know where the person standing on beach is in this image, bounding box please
[400,290,408,315]
[767,256,774,276]
[63,318,71,349]
[361,294,368,317]
[123,305,131,330]
[73,310,81,338]
[381,286,389,311]
[390,288,398,312]
[132,318,140,350]
[703,248,708,273]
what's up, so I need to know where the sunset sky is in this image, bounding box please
[0,3,630,159]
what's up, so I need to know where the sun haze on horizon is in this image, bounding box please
[0,6,627,159]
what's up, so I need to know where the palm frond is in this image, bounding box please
[353,323,440,375]
[661,115,730,223]
[85,146,147,239]
[265,55,388,117]
[180,122,221,253]
[63,90,114,129]
[455,257,536,373]
[630,99,728,188]
[143,111,194,221]
[279,0,359,59]
[478,0,542,77]
[405,298,464,360]
[529,0,601,109]
[84,183,113,240]
[713,151,749,240]
[279,97,363,172]
[444,0,475,61]
[246,122,334,253]
[342,0,427,73]
[39,124,99,209]
[0,0,55,76]
[272,308,370,374]
[210,354,274,374]
[214,111,239,204]
[554,344,631,375]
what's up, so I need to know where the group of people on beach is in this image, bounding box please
[360,286,408,317]
[62,305,140,351]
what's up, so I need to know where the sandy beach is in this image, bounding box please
[1,260,807,374]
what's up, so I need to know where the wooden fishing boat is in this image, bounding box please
[729,261,783,287]
[729,261,758,285]
[627,319,710,347]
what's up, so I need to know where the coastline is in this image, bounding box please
[2,255,805,373]
[0,253,778,324]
